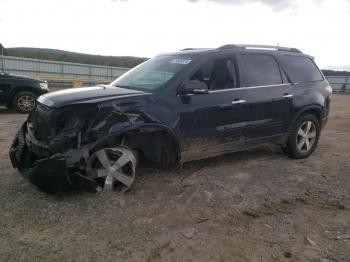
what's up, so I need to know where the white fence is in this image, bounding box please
[326,76,350,92]
[1,55,130,86]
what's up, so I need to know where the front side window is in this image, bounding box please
[238,54,283,87]
[190,58,237,90]
[111,55,193,90]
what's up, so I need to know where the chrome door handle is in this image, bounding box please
[282,94,293,98]
[231,99,246,104]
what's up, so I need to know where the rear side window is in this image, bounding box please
[282,56,323,83]
[238,54,283,87]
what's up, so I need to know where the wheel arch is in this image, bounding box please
[290,105,323,132]
[91,123,181,165]
[8,86,41,105]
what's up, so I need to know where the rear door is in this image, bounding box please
[235,53,294,144]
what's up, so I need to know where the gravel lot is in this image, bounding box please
[0,93,349,262]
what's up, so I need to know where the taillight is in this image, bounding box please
[326,86,333,97]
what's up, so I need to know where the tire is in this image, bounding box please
[282,114,320,159]
[12,91,37,114]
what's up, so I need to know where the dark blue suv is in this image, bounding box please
[9,45,332,194]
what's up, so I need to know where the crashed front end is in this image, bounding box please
[10,122,71,193]
[9,102,132,194]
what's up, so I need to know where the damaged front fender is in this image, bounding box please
[9,92,182,194]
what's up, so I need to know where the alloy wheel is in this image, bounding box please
[86,147,137,192]
[296,121,317,153]
[17,95,36,112]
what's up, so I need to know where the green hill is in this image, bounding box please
[322,69,350,76]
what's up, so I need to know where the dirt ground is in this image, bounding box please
[0,94,349,262]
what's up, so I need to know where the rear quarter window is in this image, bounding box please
[282,55,323,83]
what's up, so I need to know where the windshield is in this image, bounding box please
[111,55,193,90]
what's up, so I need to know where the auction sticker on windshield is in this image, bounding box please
[170,58,192,64]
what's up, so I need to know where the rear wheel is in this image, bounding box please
[13,91,37,114]
[86,146,137,192]
[282,114,320,159]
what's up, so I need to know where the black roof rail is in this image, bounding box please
[217,44,303,54]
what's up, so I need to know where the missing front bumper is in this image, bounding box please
[9,122,97,194]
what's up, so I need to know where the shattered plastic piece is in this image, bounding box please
[306,236,318,248]
[335,234,350,240]
[181,228,195,239]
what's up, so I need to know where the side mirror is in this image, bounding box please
[179,80,209,96]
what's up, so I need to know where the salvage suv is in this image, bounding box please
[9,45,332,194]
[0,72,49,113]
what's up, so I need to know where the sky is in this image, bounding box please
[0,0,349,69]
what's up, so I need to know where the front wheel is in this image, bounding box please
[86,146,137,192]
[13,91,37,114]
[282,114,320,159]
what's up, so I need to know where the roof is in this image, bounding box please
[160,44,305,57]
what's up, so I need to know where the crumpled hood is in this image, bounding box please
[38,85,150,108]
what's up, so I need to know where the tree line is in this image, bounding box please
[1,43,147,68]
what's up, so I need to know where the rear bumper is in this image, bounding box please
[9,122,97,194]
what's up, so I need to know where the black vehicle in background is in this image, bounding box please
[10,44,332,194]
[0,73,49,113]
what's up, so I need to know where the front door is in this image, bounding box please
[178,56,251,161]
